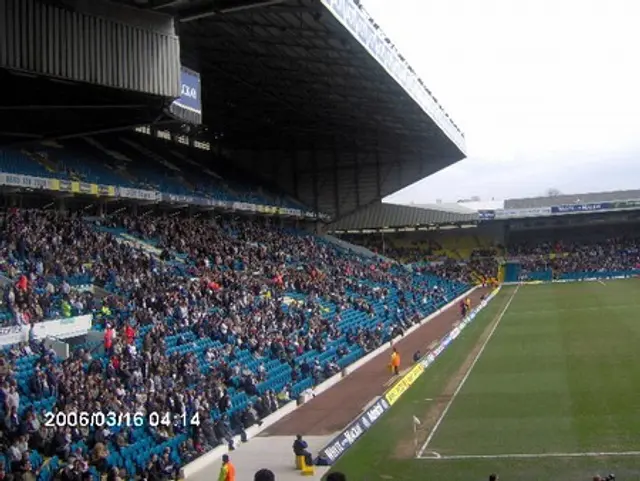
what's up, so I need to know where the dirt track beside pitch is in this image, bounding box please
[261,289,488,437]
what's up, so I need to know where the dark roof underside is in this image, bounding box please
[174,0,466,220]
[179,1,465,152]
[66,0,468,221]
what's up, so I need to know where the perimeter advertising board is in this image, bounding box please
[315,287,501,465]
[315,397,390,465]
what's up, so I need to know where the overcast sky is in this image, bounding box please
[361,0,640,204]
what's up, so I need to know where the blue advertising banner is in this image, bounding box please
[315,397,390,465]
[477,210,496,220]
[550,202,613,214]
[172,67,202,115]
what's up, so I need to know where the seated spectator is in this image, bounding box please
[293,434,313,466]
[90,442,108,473]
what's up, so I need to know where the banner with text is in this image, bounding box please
[315,396,390,465]
[384,363,424,406]
[0,172,319,219]
[494,207,552,219]
[169,66,202,124]
[551,202,611,214]
[477,210,496,220]
[0,314,92,347]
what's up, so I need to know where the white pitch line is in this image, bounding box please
[598,280,606,286]
[418,451,640,460]
[416,286,520,458]
[510,303,640,317]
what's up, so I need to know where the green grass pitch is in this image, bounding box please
[331,280,640,481]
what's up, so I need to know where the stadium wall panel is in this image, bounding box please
[0,0,180,97]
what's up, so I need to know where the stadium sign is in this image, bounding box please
[494,207,551,219]
[315,397,390,465]
[168,66,203,125]
[0,326,23,336]
[384,363,424,406]
[0,173,324,220]
[181,84,197,100]
[482,199,640,221]
[172,67,202,115]
[0,314,92,347]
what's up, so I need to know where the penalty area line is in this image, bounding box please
[417,451,640,460]
[416,286,520,458]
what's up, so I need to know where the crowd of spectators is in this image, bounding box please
[413,257,498,286]
[337,235,500,285]
[0,209,468,481]
[337,235,442,264]
[510,237,640,277]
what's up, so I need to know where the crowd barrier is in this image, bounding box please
[183,287,478,479]
[314,286,502,466]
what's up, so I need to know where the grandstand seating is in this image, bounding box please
[0,209,469,480]
[0,137,303,210]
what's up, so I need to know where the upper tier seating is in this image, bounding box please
[0,137,305,211]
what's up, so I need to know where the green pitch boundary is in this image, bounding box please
[418,451,640,460]
[415,285,521,458]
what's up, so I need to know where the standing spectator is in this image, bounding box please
[218,455,235,481]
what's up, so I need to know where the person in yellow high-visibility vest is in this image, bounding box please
[390,347,401,376]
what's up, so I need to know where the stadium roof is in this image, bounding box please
[106,0,467,221]
[328,202,478,231]
[504,189,640,210]
[403,202,477,214]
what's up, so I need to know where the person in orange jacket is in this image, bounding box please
[218,454,236,481]
[390,347,401,376]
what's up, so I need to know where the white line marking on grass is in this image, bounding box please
[417,451,640,460]
[416,286,520,458]
[421,451,442,459]
[511,303,640,317]
[598,280,606,286]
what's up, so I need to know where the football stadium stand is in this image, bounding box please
[0,208,470,480]
[0,0,471,480]
[331,192,640,286]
